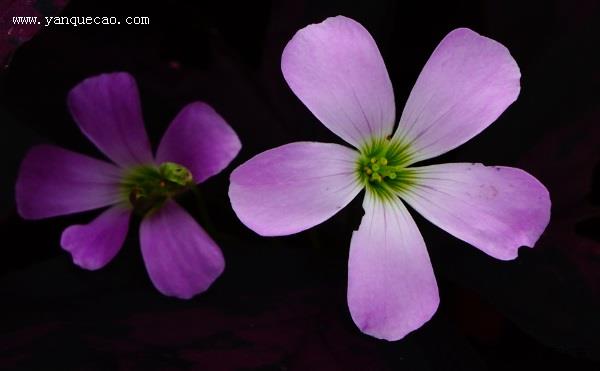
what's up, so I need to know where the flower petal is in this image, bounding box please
[67,72,154,167]
[229,142,362,236]
[156,102,241,183]
[394,28,521,163]
[61,206,130,270]
[348,193,439,341]
[402,163,551,260]
[281,16,395,147]
[140,201,225,299]
[16,145,123,219]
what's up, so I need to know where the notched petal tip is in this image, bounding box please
[156,259,225,300]
[354,296,440,342]
[60,205,130,271]
[446,26,521,79]
[495,170,551,261]
[68,71,135,93]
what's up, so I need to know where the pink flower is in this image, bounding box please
[16,72,241,299]
[229,16,551,340]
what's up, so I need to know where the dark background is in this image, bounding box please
[0,0,599,370]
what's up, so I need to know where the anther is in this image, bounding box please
[370,173,383,182]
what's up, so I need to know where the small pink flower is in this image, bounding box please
[229,16,551,340]
[16,72,241,299]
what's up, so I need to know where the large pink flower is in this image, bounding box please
[16,72,241,299]
[229,16,551,340]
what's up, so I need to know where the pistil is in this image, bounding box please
[356,138,417,200]
[120,162,194,214]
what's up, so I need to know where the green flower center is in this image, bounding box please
[356,138,417,200]
[120,162,194,214]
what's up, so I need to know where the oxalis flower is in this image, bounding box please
[229,16,550,340]
[16,72,241,299]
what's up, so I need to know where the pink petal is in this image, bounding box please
[61,205,130,270]
[156,102,241,183]
[394,28,521,163]
[67,72,154,167]
[16,145,123,220]
[281,16,395,147]
[229,142,362,236]
[402,163,551,260]
[348,193,439,341]
[140,200,225,299]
